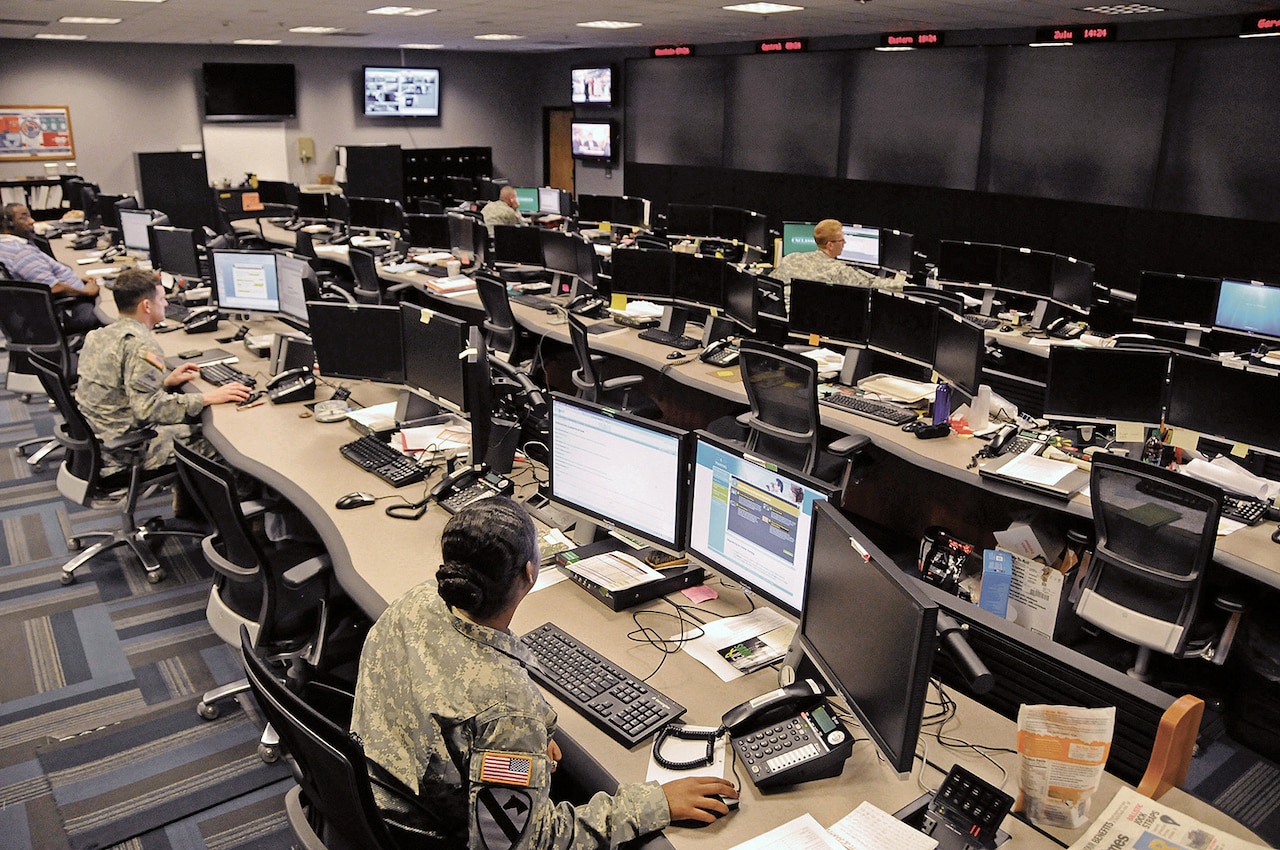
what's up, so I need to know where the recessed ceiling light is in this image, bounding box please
[1079,4,1164,13]
[58,16,122,24]
[723,3,804,14]
[577,20,643,30]
[35,33,88,39]
[235,38,282,45]
[400,42,444,49]
[289,26,342,34]
[474,33,524,40]
[367,7,437,16]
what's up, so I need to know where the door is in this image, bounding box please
[545,107,574,194]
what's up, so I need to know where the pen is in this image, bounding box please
[849,536,870,562]
[236,401,264,411]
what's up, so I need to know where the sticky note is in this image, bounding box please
[1115,421,1144,443]
[808,333,820,346]
[1169,428,1201,452]
[609,293,628,311]
[1231,442,1250,458]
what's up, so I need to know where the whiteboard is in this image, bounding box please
[200,123,289,185]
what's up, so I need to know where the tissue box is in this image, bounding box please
[979,550,1013,619]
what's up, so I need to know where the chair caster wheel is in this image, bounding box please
[60,572,75,585]
[18,393,31,404]
[143,517,165,534]
[146,568,166,584]
[258,743,280,764]
[197,701,220,720]
[67,537,83,551]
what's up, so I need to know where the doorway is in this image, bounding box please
[544,107,574,194]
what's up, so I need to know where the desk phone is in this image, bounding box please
[432,464,514,514]
[722,679,853,788]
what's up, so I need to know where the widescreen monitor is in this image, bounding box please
[788,279,870,347]
[610,247,674,300]
[1214,279,1280,342]
[1135,272,1220,330]
[879,229,914,274]
[1166,355,1279,455]
[723,266,759,333]
[868,290,938,368]
[839,225,880,267]
[307,302,405,384]
[672,252,724,309]
[932,310,985,396]
[549,393,689,551]
[255,180,298,206]
[274,252,311,328]
[401,303,470,413]
[575,238,601,291]
[1052,255,1094,310]
[570,121,613,161]
[119,208,154,256]
[539,230,581,277]
[571,67,613,105]
[577,194,647,228]
[348,197,405,233]
[1044,347,1169,428]
[148,225,202,279]
[363,66,440,117]
[203,62,296,122]
[687,431,834,617]
[210,249,280,314]
[997,246,1053,297]
[937,241,1000,286]
[798,502,938,778]
[538,187,571,216]
[297,192,329,220]
[406,213,452,251]
[666,204,712,238]
[513,187,539,210]
[710,206,749,243]
[493,225,544,267]
[780,222,817,258]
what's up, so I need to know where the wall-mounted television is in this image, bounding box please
[363,66,440,117]
[202,63,297,122]
[571,120,614,161]
[571,67,613,106]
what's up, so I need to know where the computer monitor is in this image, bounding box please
[666,203,712,238]
[839,225,880,267]
[932,310,985,396]
[1214,278,1280,342]
[779,221,817,259]
[574,238,601,291]
[577,194,646,227]
[328,194,350,227]
[672,252,724,309]
[610,247,674,300]
[513,187,539,211]
[937,240,1000,286]
[797,501,938,778]
[548,393,690,552]
[400,303,470,413]
[1044,347,1169,428]
[448,214,487,267]
[348,196,405,234]
[686,431,834,617]
[466,328,498,467]
[493,225,544,267]
[868,290,938,368]
[710,206,749,243]
[254,180,298,206]
[879,229,914,274]
[723,266,759,333]
[997,246,1054,297]
[787,279,870,347]
[148,225,203,280]
[119,208,155,257]
[274,251,311,329]
[1134,271,1220,330]
[297,192,329,220]
[1166,354,1279,456]
[307,302,406,384]
[539,230,580,278]
[1052,255,1094,311]
[210,249,281,314]
[406,213,452,251]
[538,187,571,216]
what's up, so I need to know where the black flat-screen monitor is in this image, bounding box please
[575,239,601,291]
[549,393,690,551]
[363,66,440,117]
[493,225,544,267]
[406,213,452,251]
[255,180,298,206]
[1166,355,1279,455]
[788,279,870,347]
[308,302,405,384]
[203,63,296,122]
[539,230,581,277]
[348,197,405,233]
[839,224,880,267]
[879,229,914,274]
[577,194,647,228]
[538,187,572,216]
[937,241,1000,286]
[932,310,985,396]
[610,247,674,300]
[148,225,202,280]
[210,249,281,314]
[666,204,712,238]
[997,246,1054,297]
[274,251,312,329]
[672,252,724,309]
[686,431,834,617]
[1045,347,1170,428]
[297,192,329,220]
[448,214,487,267]
[710,206,749,243]
[798,502,938,778]
[1052,255,1094,310]
[868,290,938,367]
[571,67,614,106]
[1135,271,1220,330]
[1214,279,1280,342]
[401,303,470,412]
[724,266,759,333]
[570,121,613,161]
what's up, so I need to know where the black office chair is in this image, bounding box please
[0,280,79,466]
[734,340,868,485]
[475,271,536,365]
[416,198,444,215]
[29,232,56,258]
[348,247,412,305]
[29,352,204,585]
[1073,452,1243,681]
[566,313,663,419]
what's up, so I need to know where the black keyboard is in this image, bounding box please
[200,362,256,388]
[820,393,916,425]
[521,622,685,748]
[966,314,1003,330]
[638,328,699,350]
[1224,495,1268,526]
[165,301,192,322]
[511,293,556,310]
[338,435,426,488]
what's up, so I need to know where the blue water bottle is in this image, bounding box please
[932,382,952,426]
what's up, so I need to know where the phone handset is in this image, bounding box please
[430,463,487,501]
[567,294,607,315]
[988,424,1020,456]
[722,678,825,734]
[431,463,514,513]
[722,678,853,788]
[265,367,316,404]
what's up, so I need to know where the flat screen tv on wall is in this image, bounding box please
[202,63,297,122]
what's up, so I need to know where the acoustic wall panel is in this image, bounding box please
[626,56,727,167]
[724,52,844,177]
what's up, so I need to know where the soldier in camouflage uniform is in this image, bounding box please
[75,268,252,472]
[482,186,527,236]
[352,498,736,850]
[771,219,898,311]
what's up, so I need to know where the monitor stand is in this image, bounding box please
[1183,327,1203,348]
[660,305,691,336]
[979,288,997,317]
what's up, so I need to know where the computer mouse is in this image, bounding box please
[335,492,377,510]
[666,351,685,360]
[998,324,1014,333]
[669,795,739,829]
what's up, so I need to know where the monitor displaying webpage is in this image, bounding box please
[211,250,280,313]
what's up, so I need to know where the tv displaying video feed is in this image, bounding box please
[571,67,613,106]
[571,121,613,161]
[363,67,440,117]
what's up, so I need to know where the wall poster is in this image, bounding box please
[0,106,75,161]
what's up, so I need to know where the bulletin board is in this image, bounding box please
[0,106,75,161]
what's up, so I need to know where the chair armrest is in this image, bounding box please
[1136,693,1204,800]
[600,375,644,392]
[104,427,158,452]
[321,283,356,304]
[828,433,871,456]
[385,281,415,294]
[202,535,259,580]
[238,499,270,519]
[283,554,332,588]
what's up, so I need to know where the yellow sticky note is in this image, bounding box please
[716,370,735,378]
[1231,441,1250,458]
[1168,427,1201,452]
[599,221,612,233]
[1115,421,1145,444]
[808,332,820,347]
[609,293,628,311]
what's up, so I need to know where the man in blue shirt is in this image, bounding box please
[0,203,101,332]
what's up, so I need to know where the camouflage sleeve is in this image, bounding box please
[467,711,669,850]
[121,337,204,425]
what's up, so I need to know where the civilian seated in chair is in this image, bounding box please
[352,498,735,849]
[0,202,103,333]
[75,268,251,475]
[481,185,526,236]
[770,218,893,311]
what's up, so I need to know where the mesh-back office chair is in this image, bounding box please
[29,352,204,584]
[0,280,78,466]
[348,247,413,306]
[1074,452,1242,680]
[475,271,537,365]
[293,234,355,303]
[566,313,663,419]
[736,341,868,484]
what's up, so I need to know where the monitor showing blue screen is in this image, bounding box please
[1215,279,1280,341]
[210,249,280,313]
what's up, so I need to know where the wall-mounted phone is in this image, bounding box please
[699,339,739,367]
[266,367,316,404]
[431,463,514,514]
[1045,317,1085,340]
[721,678,853,788]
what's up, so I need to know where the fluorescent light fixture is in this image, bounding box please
[1240,31,1280,38]
[289,25,342,34]
[874,46,914,51]
[577,20,643,29]
[367,6,437,16]
[1029,41,1073,47]
[234,38,282,45]
[474,33,524,40]
[723,3,805,14]
[58,16,122,24]
[400,42,444,48]
[105,0,167,3]
[1079,3,1164,13]
[35,33,88,39]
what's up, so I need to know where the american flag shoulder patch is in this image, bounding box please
[478,751,534,787]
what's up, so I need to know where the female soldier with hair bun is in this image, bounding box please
[353,497,735,849]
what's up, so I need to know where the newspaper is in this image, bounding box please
[1068,787,1270,850]
[1017,704,1115,829]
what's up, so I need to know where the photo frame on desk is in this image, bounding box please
[0,106,75,161]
